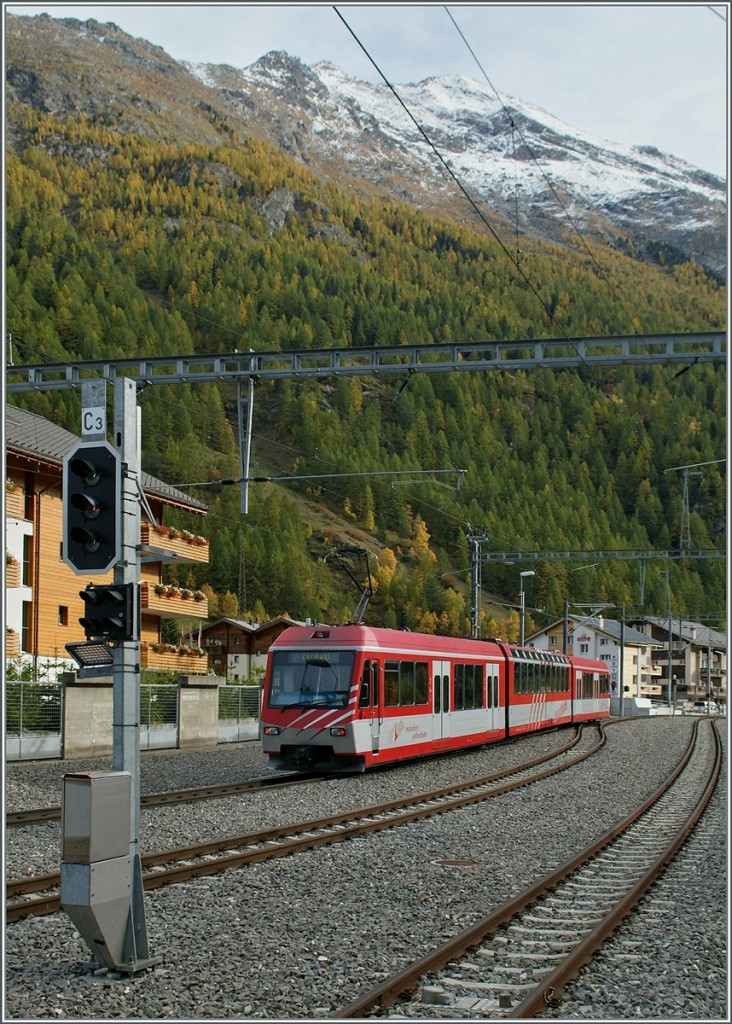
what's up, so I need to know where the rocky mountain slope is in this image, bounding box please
[4,12,726,279]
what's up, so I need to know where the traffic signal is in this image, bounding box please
[79,584,135,641]
[63,441,121,574]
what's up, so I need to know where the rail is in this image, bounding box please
[7,724,600,921]
[329,717,721,1019]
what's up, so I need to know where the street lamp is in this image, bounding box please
[519,571,535,645]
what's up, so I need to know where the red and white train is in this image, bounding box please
[260,624,611,772]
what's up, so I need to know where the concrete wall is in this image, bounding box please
[178,675,220,749]
[61,673,228,759]
[63,676,116,759]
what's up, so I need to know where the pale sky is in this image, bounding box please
[4,2,729,178]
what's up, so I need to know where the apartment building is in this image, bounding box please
[5,404,211,681]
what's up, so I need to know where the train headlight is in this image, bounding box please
[330,727,347,737]
[263,725,280,736]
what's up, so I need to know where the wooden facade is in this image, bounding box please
[139,643,209,673]
[200,616,302,681]
[5,409,210,676]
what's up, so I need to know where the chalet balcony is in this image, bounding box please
[6,629,21,658]
[140,642,209,674]
[140,581,208,619]
[140,524,209,564]
[5,485,25,519]
[6,558,21,587]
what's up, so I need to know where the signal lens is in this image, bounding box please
[330,727,347,737]
[263,725,280,736]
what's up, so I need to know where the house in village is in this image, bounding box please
[527,612,726,708]
[5,404,212,680]
[627,616,727,708]
[526,615,663,701]
[200,616,304,683]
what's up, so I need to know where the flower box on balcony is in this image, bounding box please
[6,630,21,658]
[140,643,208,674]
[6,559,21,587]
[140,525,209,564]
[140,582,208,619]
[6,486,24,519]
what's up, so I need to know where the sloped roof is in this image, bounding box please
[201,616,306,636]
[5,403,208,513]
[528,616,661,647]
[629,615,727,651]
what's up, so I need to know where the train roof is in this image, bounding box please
[270,623,502,655]
[269,624,592,666]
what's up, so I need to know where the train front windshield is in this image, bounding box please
[267,650,356,709]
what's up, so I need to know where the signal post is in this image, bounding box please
[60,378,159,974]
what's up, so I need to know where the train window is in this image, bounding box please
[267,650,356,708]
[559,665,569,693]
[385,660,429,706]
[359,661,370,708]
[399,661,416,704]
[541,665,550,693]
[454,664,463,708]
[434,673,441,713]
[454,663,483,710]
[486,667,499,707]
[385,661,399,706]
[372,662,380,706]
[415,662,428,704]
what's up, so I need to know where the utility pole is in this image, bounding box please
[467,529,486,639]
[664,459,724,555]
[519,570,535,645]
[60,379,159,974]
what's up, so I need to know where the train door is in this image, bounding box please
[371,661,381,752]
[486,663,501,733]
[359,659,383,754]
[432,660,451,740]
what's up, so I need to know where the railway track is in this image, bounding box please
[7,723,601,922]
[5,728,580,827]
[4,770,314,827]
[330,716,722,1020]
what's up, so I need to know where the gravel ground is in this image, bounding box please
[3,717,727,1021]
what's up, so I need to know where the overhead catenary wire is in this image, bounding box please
[175,468,467,488]
[332,5,616,390]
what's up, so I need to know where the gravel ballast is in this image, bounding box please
[3,717,727,1020]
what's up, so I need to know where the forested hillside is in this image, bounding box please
[5,110,727,635]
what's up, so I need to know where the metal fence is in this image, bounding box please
[6,680,261,760]
[139,684,179,750]
[218,684,261,743]
[5,681,63,760]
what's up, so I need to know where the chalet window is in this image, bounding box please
[22,535,32,587]
[58,606,68,626]
[22,601,31,652]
